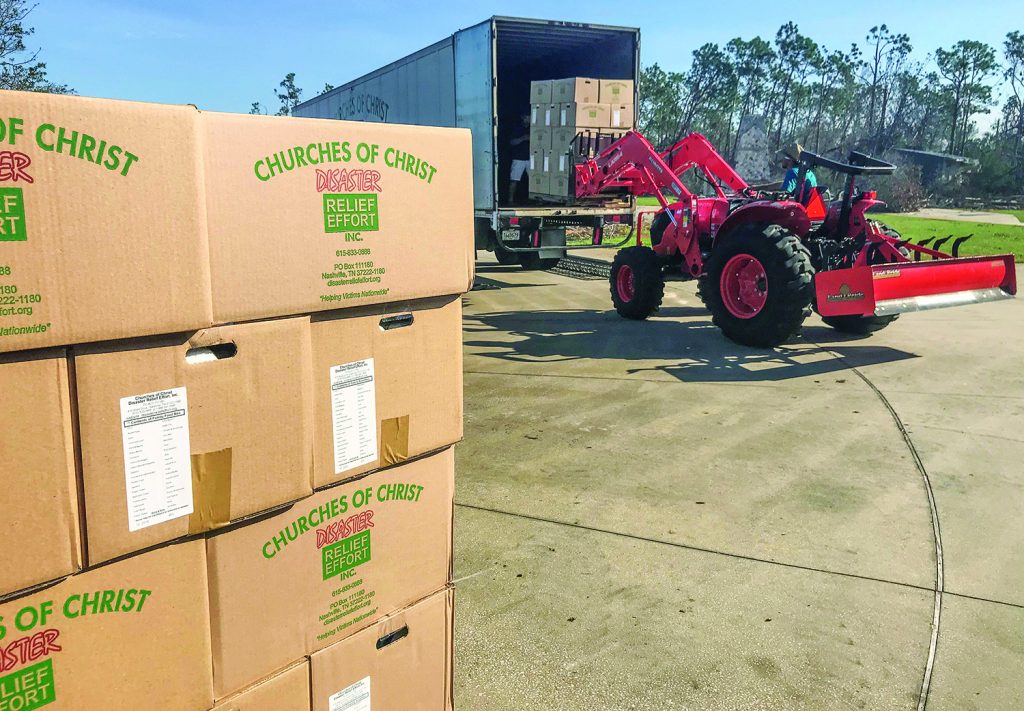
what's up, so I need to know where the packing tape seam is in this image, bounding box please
[380,415,410,466]
[189,447,233,534]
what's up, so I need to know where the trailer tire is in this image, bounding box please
[610,246,664,320]
[820,223,904,335]
[518,253,561,270]
[700,223,813,347]
[494,246,519,265]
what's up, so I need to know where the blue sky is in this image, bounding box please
[29,0,1020,113]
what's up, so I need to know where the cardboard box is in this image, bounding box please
[206,448,455,698]
[529,125,552,151]
[550,174,571,199]
[609,103,636,129]
[529,103,556,128]
[599,79,634,103]
[0,350,81,599]
[310,586,453,711]
[551,77,599,103]
[310,296,463,488]
[0,90,213,353]
[551,126,578,152]
[528,172,551,195]
[210,661,310,711]
[0,540,213,710]
[548,149,572,178]
[560,102,610,129]
[529,148,550,177]
[74,317,315,564]
[529,80,552,103]
[201,112,474,325]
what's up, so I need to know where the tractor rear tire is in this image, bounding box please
[518,253,561,270]
[700,224,814,347]
[610,246,664,320]
[494,246,519,265]
[821,222,904,335]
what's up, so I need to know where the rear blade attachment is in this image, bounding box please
[816,254,1017,318]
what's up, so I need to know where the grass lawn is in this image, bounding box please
[871,213,1024,262]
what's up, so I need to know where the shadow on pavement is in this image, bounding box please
[464,309,919,383]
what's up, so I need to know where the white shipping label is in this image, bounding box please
[120,387,193,532]
[543,155,549,172]
[544,108,551,127]
[330,359,378,474]
[560,108,567,126]
[531,107,537,124]
[613,109,622,127]
[329,676,371,711]
[559,154,567,172]
[529,155,535,170]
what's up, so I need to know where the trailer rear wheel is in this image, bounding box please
[518,253,561,270]
[610,246,664,319]
[700,224,814,347]
[494,246,519,265]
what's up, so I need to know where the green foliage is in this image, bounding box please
[639,23,1024,198]
[275,72,302,116]
[0,0,71,93]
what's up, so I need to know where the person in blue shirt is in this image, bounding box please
[777,143,817,202]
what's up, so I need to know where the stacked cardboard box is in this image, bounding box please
[0,89,469,709]
[527,77,635,200]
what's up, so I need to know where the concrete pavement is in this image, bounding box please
[453,256,1024,709]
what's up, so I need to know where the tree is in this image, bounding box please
[249,101,266,115]
[275,72,302,116]
[936,40,997,154]
[322,83,335,94]
[1003,31,1024,183]
[637,63,684,149]
[0,0,71,93]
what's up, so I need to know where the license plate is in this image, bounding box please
[499,228,519,243]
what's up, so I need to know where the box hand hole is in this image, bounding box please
[376,624,409,649]
[379,314,414,331]
[185,343,238,364]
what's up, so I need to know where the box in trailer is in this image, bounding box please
[530,102,556,128]
[210,661,310,711]
[0,350,81,599]
[608,103,635,129]
[73,317,315,564]
[310,586,453,711]
[0,90,214,353]
[529,125,553,150]
[205,448,454,699]
[201,112,474,324]
[599,78,634,103]
[529,80,552,103]
[529,171,551,195]
[551,77,599,103]
[0,540,213,711]
[310,296,463,489]
[561,102,611,128]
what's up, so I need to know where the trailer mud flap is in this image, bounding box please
[815,254,1017,318]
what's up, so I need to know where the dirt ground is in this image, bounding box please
[452,254,1024,710]
[902,208,1021,225]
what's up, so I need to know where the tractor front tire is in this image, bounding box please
[610,246,664,320]
[700,224,814,347]
[820,222,904,335]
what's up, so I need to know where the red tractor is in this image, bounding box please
[574,131,1017,347]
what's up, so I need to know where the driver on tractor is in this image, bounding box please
[777,142,817,203]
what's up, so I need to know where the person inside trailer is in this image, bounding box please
[507,113,531,204]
